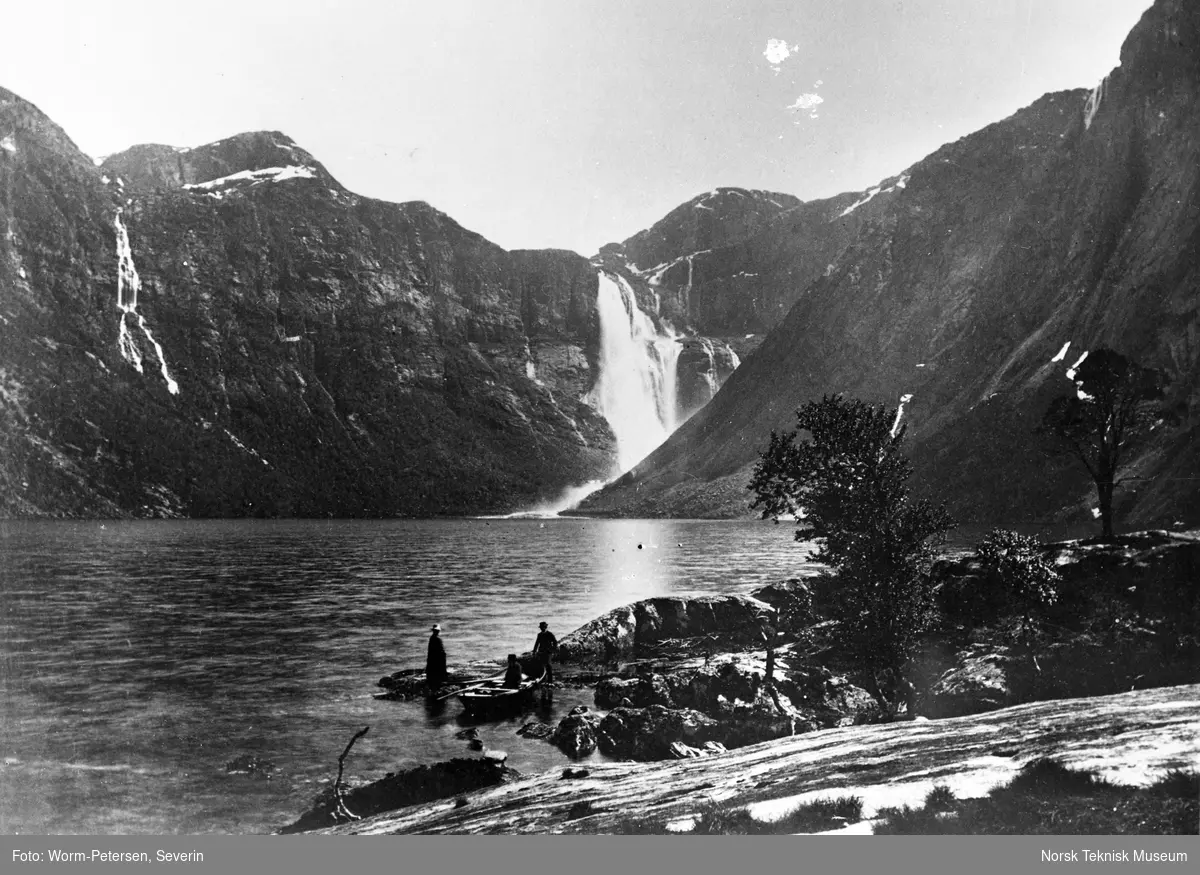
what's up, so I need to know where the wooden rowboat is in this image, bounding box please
[457,670,546,718]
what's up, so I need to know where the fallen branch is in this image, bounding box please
[333,726,370,823]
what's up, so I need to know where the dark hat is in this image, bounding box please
[539,621,548,629]
[430,624,441,632]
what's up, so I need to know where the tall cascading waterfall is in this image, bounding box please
[114,210,179,395]
[590,271,682,474]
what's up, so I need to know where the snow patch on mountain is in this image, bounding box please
[183,165,317,192]
[837,175,909,218]
[839,186,882,217]
[1065,350,1089,381]
[891,393,914,437]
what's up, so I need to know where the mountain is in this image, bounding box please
[581,0,1200,528]
[0,86,773,518]
[0,111,585,515]
[4,0,1196,525]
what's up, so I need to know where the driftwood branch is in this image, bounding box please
[332,725,370,823]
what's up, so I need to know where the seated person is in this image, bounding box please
[503,654,525,689]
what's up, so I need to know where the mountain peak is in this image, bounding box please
[100,130,338,193]
[0,86,93,170]
[620,186,801,272]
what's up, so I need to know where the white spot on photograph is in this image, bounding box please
[763,39,798,73]
[787,92,824,121]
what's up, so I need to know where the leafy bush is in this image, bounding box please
[976,529,1060,636]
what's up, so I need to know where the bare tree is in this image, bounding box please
[1039,348,1167,540]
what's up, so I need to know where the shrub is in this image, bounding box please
[976,529,1059,636]
[924,785,956,812]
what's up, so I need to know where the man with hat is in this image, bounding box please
[532,621,558,683]
[426,624,447,690]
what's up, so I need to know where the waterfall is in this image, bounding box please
[590,272,681,473]
[699,337,719,398]
[1083,76,1107,130]
[114,210,179,395]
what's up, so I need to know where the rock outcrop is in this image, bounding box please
[595,705,723,760]
[555,594,776,664]
[312,684,1200,834]
[549,707,602,758]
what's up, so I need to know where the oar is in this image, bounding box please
[433,671,505,701]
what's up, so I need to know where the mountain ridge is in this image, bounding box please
[2,0,1196,523]
[580,0,1199,527]
[0,88,750,517]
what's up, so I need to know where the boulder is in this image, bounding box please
[596,706,722,761]
[749,578,817,634]
[515,722,555,740]
[926,646,1015,718]
[556,605,638,664]
[550,709,601,758]
[556,595,776,663]
[594,674,674,709]
[783,666,880,727]
[664,656,761,712]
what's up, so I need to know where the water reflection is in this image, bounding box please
[0,518,820,833]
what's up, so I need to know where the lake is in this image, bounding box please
[0,518,822,834]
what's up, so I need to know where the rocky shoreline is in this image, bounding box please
[288,529,1199,834]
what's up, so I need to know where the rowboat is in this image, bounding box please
[457,670,546,718]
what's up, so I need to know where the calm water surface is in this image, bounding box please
[0,518,820,834]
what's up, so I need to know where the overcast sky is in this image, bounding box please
[3,0,1152,254]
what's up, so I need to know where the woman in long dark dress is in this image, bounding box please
[426,624,447,690]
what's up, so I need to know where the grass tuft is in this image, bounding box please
[601,795,864,835]
[924,785,957,812]
[1148,769,1199,801]
[1005,758,1114,796]
[772,796,864,833]
[874,764,1198,835]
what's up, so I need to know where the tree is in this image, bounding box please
[749,395,954,713]
[1039,348,1167,541]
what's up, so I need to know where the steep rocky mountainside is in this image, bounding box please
[1,91,630,517]
[1,87,800,518]
[596,185,866,340]
[583,0,1200,527]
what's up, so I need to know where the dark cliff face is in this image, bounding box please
[583,0,1200,528]
[0,88,616,517]
[598,186,865,337]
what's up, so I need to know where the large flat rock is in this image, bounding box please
[315,683,1200,834]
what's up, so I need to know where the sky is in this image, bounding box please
[2,0,1153,255]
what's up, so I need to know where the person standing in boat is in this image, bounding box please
[503,653,525,689]
[532,621,558,682]
[426,624,448,691]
